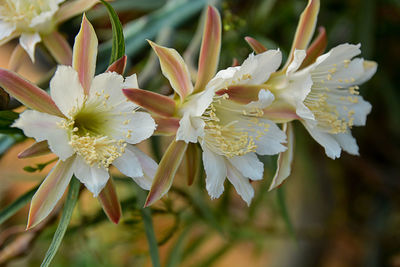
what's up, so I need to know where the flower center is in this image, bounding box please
[201,94,267,158]
[305,61,360,134]
[58,97,127,169]
[0,0,57,32]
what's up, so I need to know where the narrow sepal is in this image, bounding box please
[27,158,75,229]
[106,55,127,75]
[269,123,294,191]
[42,31,73,66]
[299,27,327,69]
[18,141,51,158]
[245,36,267,54]
[284,0,320,68]
[123,88,176,117]
[98,178,121,224]
[185,142,202,186]
[9,45,27,72]
[154,116,180,136]
[55,0,100,24]
[72,14,98,94]
[216,85,264,104]
[193,6,221,93]
[144,140,188,207]
[148,40,193,100]
[0,68,64,117]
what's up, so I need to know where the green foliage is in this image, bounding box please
[41,177,80,267]
[0,111,22,134]
[100,0,125,64]
[23,158,58,173]
[0,185,38,225]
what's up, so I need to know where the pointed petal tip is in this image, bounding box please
[244,36,267,54]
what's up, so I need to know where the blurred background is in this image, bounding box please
[0,0,399,266]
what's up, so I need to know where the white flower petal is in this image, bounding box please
[228,152,263,180]
[315,43,361,68]
[239,50,282,84]
[0,21,16,41]
[89,72,132,111]
[72,156,109,197]
[287,49,306,74]
[246,89,275,109]
[352,96,372,126]
[111,111,156,144]
[357,61,377,85]
[210,50,282,88]
[113,144,143,179]
[202,146,227,199]
[128,146,158,190]
[123,73,139,89]
[50,65,85,118]
[304,122,341,159]
[19,33,41,62]
[334,132,359,155]
[176,114,205,143]
[226,163,254,206]
[12,110,73,160]
[253,119,287,155]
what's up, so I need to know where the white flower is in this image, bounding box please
[125,8,286,206]
[196,51,287,204]
[268,44,377,159]
[0,16,157,228]
[14,66,156,195]
[0,0,98,63]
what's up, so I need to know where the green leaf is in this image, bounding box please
[97,0,208,72]
[166,227,190,267]
[100,0,125,65]
[0,185,38,225]
[23,158,58,173]
[0,111,22,134]
[137,188,161,267]
[276,187,297,241]
[41,177,80,267]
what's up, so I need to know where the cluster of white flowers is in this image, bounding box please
[0,1,377,228]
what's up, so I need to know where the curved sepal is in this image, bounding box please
[284,0,320,69]
[106,55,127,75]
[9,45,27,72]
[299,26,327,69]
[123,88,176,117]
[73,14,98,94]
[98,178,121,224]
[193,6,221,93]
[216,84,264,104]
[148,40,193,101]
[245,36,267,54]
[185,142,202,186]
[42,31,73,66]
[269,123,294,191]
[144,140,188,207]
[18,141,51,158]
[27,157,75,229]
[154,116,180,136]
[0,68,64,117]
[56,0,100,24]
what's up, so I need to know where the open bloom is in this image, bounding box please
[243,0,377,189]
[123,6,286,205]
[268,44,377,159]
[0,16,157,228]
[0,0,99,65]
